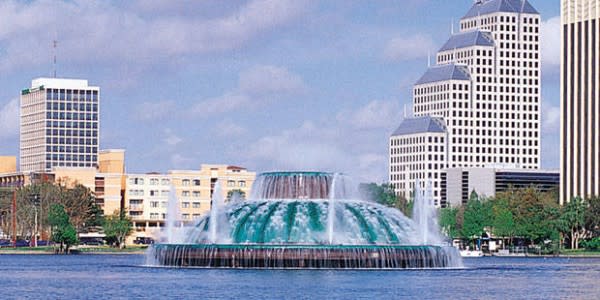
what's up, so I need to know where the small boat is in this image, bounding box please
[460,250,484,257]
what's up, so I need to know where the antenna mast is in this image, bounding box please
[52,39,57,78]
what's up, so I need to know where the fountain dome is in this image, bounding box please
[148,172,462,269]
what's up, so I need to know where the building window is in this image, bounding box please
[192,191,200,197]
[149,178,159,185]
[182,202,190,208]
[150,201,159,208]
[227,180,235,187]
[182,179,190,186]
[192,202,201,208]
[193,179,201,186]
[161,178,170,185]
[182,191,190,197]
[239,181,246,187]
[182,214,190,220]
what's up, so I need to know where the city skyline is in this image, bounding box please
[0,0,561,183]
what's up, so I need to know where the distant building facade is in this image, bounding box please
[560,0,600,204]
[390,0,542,205]
[125,165,256,241]
[441,168,559,207]
[20,78,100,173]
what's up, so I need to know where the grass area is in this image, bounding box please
[0,245,148,253]
[560,249,600,256]
[0,246,54,252]
[76,245,148,253]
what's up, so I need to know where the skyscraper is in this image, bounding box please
[20,78,100,173]
[390,0,541,205]
[560,0,600,204]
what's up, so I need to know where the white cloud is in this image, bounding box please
[541,16,561,68]
[383,34,436,62]
[336,100,401,130]
[542,104,560,132]
[215,120,247,137]
[0,98,19,139]
[163,129,182,147]
[0,0,310,72]
[244,100,399,183]
[190,65,305,116]
[134,100,175,121]
[170,153,194,169]
[239,65,306,95]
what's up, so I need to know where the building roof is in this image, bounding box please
[439,30,494,52]
[463,0,538,19]
[391,116,446,136]
[415,64,471,85]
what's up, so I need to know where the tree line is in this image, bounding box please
[360,183,600,252]
[0,181,132,253]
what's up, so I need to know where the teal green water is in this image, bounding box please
[186,200,418,245]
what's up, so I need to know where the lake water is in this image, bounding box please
[0,254,599,299]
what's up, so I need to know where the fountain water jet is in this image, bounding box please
[164,185,186,244]
[149,172,461,269]
[209,181,223,244]
[327,173,338,244]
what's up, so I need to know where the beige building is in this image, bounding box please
[125,164,256,241]
[0,156,17,174]
[560,0,600,204]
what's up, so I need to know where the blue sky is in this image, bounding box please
[0,0,561,182]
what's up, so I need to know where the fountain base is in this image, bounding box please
[149,244,460,269]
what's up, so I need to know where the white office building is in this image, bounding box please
[390,0,541,205]
[560,0,600,204]
[20,78,100,172]
[389,116,447,205]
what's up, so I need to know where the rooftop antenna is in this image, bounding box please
[52,39,58,78]
[427,51,431,67]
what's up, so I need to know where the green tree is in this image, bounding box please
[103,210,133,249]
[491,199,515,249]
[560,197,587,249]
[358,183,411,216]
[439,207,459,239]
[461,198,489,244]
[585,196,600,237]
[48,204,78,254]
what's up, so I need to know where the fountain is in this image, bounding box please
[148,172,461,269]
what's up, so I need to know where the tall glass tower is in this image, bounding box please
[19,78,100,172]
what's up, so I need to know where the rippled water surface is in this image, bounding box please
[1,254,599,299]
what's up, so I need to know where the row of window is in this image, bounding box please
[46,137,97,145]
[147,213,202,220]
[128,177,247,187]
[46,102,97,112]
[46,112,98,121]
[45,89,98,102]
[45,154,96,162]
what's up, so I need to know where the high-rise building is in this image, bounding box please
[20,78,100,173]
[560,0,600,204]
[390,0,541,205]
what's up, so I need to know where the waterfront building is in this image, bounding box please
[441,168,559,207]
[0,149,125,214]
[125,164,255,241]
[20,78,100,173]
[390,0,541,205]
[560,0,600,204]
